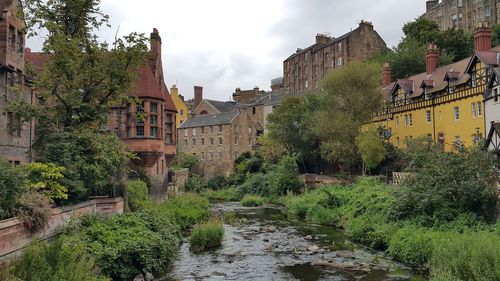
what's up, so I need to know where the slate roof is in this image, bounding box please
[204,100,238,113]
[178,111,239,129]
[130,64,164,101]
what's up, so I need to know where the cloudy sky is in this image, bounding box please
[28,0,425,101]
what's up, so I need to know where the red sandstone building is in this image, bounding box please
[0,0,33,165]
[283,21,387,94]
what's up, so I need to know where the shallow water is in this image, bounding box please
[161,202,423,281]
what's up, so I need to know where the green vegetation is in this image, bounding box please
[8,236,109,281]
[172,151,199,171]
[0,157,25,219]
[124,180,151,211]
[16,191,53,233]
[156,193,210,230]
[23,162,67,201]
[190,221,224,253]
[201,187,240,202]
[356,125,386,174]
[241,195,265,207]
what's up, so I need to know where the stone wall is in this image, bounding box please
[0,197,124,262]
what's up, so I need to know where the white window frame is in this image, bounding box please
[454,106,460,121]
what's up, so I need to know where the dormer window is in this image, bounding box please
[471,72,477,87]
[424,88,430,100]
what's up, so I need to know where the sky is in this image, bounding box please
[28,0,425,101]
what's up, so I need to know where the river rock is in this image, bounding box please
[312,260,358,270]
[304,235,313,240]
[307,245,320,254]
[144,272,154,281]
[336,250,355,259]
[133,274,145,281]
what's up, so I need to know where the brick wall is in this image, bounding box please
[0,197,124,262]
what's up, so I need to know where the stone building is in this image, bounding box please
[283,21,387,94]
[106,28,177,195]
[424,0,500,32]
[0,0,34,165]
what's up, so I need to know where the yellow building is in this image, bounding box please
[374,27,496,151]
[170,85,189,128]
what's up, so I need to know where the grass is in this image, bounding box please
[240,194,265,207]
[200,187,240,202]
[156,193,210,230]
[190,220,224,253]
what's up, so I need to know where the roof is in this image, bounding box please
[285,29,354,61]
[25,50,50,72]
[130,64,164,101]
[161,82,177,111]
[178,111,239,129]
[204,100,238,113]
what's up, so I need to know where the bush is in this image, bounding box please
[185,175,205,193]
[269,155,302,195]
[124,180,151,211]
[395,142,499,224]
[9,236,109,281]
[238,172,271,197]
[206,176,228,190]
[23,162,67,201]
[16,191,53,233]
[241,194,264,207]
[172,152,199,171]
[0,157,25,219]
[429,232,500,281]
[78,210,180,280]
[190,221,224,253]
[157,193,209,230]
[201,187,240,201]
[388,225,433,267]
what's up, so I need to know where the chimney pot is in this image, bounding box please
[425,43,439,75]
[474,23,492,52]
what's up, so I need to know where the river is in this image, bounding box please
[161,202,424,281]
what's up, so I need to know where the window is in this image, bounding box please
[338,42,342,52]
[8,26,15,50]
[234,125,239,134]
[7,112,14,136]
[404,114,413,126]
[234,137,239,145]
[150,102,158,113]
[234,152,238,159]
[150,115,158,125]
[127,127,131,138]
[201,138,205,146]
[477,102,482,117]
[458,0,463,7]
[192,138,196,146]
[337,57,343,67]
[218,152,223,160]
[427,134,433,142]
[150,127,158,138]
[472,102,482,118]
[201,127,205,135]
[201,152,205,160]
[210,126,214,134]
[210,137,214,146]
[494,87,499,102]
[165,114,173,144]
[472,102,477,118]
[471,73,477,87]
[454,106,460,121]
[396,137,400,147]
[210,152,214,161]
[252,107,256,115]
[218,136,223,145]
[184,129,188,137]
[192,128,196,136]
[136,126,144,137]
[180,109,184,116]
[184,139,188,147]
[218,125,223,135]
[409,114,413,126]
[15,71,22,85]
[426,111,432,123]
[7,72,13,87]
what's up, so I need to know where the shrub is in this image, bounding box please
[79,210,180,280]
[429,232,500,281]
[124,180,151,211]
[206,176,228,190]
[172,152,199,171]
[157,193,209,230]
[16,191,53,233]
[23,162,67,201]
[9,236,109,281]
[190,221,224,253]
[241,194,264,207]
[269,155,302,195]
[395,142,499,224]
[307,205,338,225]
[0,157,25,219]
[185,175,205,193]
[388,225,433,267]
[201,187,240,202]
[238,172,271,197]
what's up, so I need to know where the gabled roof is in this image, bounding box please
[130,64,164,101]
[178,111,239,129]
[465,50,500,74]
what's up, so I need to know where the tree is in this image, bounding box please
[313,62,383,171]
[23,162,67,201]
[266,93,322,172]
[269,155,302,195]
[356,125,386,174]
[10,0,148,201]
[172,152,199,171]
[493,24,500,47]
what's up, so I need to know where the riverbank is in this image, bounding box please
[281,177,500,280]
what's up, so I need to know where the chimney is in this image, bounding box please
[194,86,203,108]
[426,0,438,12]
[474,23,492,52]
[150,28,162,63]
[382,63,392,87]
[170,85,178,96]
[315,34,330,44]
[24,47,31,54]
[425,43,439,75]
